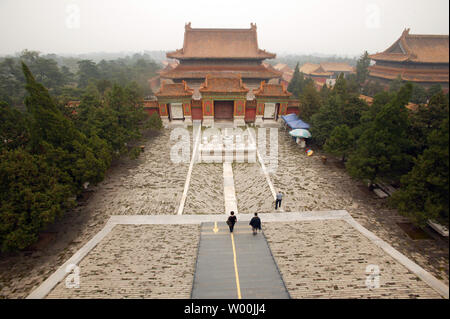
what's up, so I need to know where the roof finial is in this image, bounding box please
[185,22,192,30]
[251,23,257,31]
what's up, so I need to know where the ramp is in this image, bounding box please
[191,222,290,299]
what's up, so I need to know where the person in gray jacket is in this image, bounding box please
[275,191,283,210]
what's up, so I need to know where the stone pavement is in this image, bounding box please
[223,163,238,214]
[264,220,443,299]
[191,222,289,299]
[45,224,199,299]
[27,211,448,299]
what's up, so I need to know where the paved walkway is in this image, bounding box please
[27,211,449,299]
[191,222,290,299]
[223,163,238,214]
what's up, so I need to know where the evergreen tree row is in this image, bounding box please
[286,54,449,228]
[0,63,162,252]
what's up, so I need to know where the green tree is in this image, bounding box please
[77,60,100,88]
[333,73,348,97]
[356,51,371,84]
[0,148,74,252]
[0,58,25,106]
[410,83,428,104]
[408,91,449,157]
[427,84,443,100]
[22,62,109,190]
[147,111,163,130]
[346,84,414,185]
[323,124,354,161]
[361,79,384,97]
[390,117,449,226]
[0,101,30,151]
[298,81,322,121]
[389,75,403,92]
[287,63,305,98]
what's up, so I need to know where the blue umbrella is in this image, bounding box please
[289,129,312,138]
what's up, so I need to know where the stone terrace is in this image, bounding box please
[46,224,199,299]
[264,220,442,299]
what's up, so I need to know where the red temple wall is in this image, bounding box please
[286,107,299,115]
[144,108,160,117]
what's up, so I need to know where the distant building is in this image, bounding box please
[148,60,179,94]
[299,63,333,81]
[320,62,355,78]
[160,23,281,91]
[273,63,294,86]
[299,62,354,90]
[150,23,298,127]
[368,28,449,90]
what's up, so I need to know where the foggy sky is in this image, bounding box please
[0,0,448,57]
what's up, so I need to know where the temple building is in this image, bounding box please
[148,23,299,127]
[368,28,449,90]
[299,62,355,89]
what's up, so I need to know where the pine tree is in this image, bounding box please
[287,63,305,98]
[346,84,414,184]
[287,62,300,94]
[323,125,354,162]
[390,117,449,226]
[299,81,322,121]
[356,51,371,84]
[22,62,109,190]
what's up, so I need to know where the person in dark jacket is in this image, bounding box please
[249,213,262,235]
[227,211,237,233]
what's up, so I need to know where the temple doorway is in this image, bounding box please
[263,102,278,120]
[214,100,234,120]
[169,103,184,120]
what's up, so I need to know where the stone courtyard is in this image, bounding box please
[0,126,448,299]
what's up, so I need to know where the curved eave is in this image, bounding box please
[198,89,249,94]
[167,51,275,60]
[369,53,449,64]
[160,71,281,80]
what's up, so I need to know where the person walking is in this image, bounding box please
[249,213,262,235]
[275,191,283,210]
[227,211,237,233]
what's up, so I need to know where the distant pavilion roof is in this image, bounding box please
[199,74,249,94]
[320,62,354,73]
[369,28,449,64]
[155,81,194,97]
[253,81,292,97]
[166,23,276,60]
[299,63,333,77]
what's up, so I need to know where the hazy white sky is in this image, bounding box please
[0,0,448,57]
